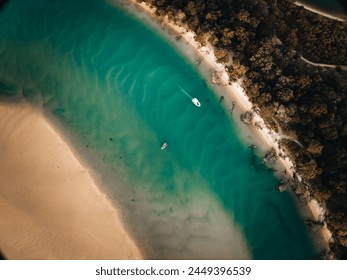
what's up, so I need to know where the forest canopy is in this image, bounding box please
[138,0,347,259]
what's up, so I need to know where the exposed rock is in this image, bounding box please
[240,110,254,125]
[305,219,324,232]
[211,71,221,84]
[277,184,287,192]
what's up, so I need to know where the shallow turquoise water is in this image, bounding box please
[0,0,316,259]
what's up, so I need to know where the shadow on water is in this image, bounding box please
[247,145,273,174]
[0,0,317,259]
[0,0,8,10]
[302,0,347,16]
[338,0,347,14]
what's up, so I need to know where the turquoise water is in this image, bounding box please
[0,0,316,259]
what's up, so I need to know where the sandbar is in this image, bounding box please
[0,102,143,259]
[118,0,332,252]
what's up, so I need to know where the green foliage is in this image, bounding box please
[141,0,347,258]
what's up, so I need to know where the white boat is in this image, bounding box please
[161,142,168,150]
[192,98,201,107]
[176,84,201,107]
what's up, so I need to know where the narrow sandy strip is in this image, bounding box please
[300,56,347,71]
[301,56,337,68]
[118,0,332,251]
[0,102,143,259]
[294,1,346,21]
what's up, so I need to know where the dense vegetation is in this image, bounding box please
[137,0,347,259]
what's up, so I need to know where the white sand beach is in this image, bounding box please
[119,0,333,251]
[0,0,336,259]
[0,102,143,259]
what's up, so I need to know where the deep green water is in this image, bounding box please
[0,0,316,259]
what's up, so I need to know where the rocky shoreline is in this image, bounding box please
[132,0,347,259]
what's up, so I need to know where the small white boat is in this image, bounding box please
[161,142,168,150]
[176,84,201,107]
[192,98,201,107]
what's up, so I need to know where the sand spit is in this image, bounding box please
[115,0,333,253]
[0,102,143,259]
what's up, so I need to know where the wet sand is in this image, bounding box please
[0,102,143,259]
[116,0,332,252]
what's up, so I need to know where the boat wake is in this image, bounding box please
[176,83,201,107]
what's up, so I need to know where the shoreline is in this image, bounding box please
[0,101,143,259]
[116,0,333,254]
[294,1,347,21]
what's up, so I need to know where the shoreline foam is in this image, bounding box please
[115,0,332,253]
[0,101,143,259]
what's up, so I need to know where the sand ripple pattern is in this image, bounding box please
[0,0,316,259]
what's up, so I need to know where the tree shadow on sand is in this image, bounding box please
[0,249,7,260]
